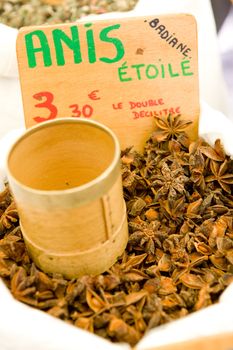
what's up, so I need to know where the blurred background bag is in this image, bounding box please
[133,0,233,119]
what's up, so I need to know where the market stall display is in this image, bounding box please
[0,1,233,350]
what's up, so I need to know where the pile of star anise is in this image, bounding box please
[0,115,233,346]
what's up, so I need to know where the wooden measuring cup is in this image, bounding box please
[7,118,128,279]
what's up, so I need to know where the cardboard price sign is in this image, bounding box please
[17,14,199,151]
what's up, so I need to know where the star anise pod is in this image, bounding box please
[112,251,148,282]
[0,233,25,262]
[205,160,233,193]
[0,201,18,232]
[128,219,163,255]
[189,149,206,191]
[0,256,14,278]
[108,317,140,345]
[121,147,144,170]
[151,161,189,200]
[11,266,37,306]
[123,303,147,333]
[152,114,192,142]
[160,197,186,225]
[0,185,12,210]
[200,139,226,162]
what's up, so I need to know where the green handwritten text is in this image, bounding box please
[25,23,125,68]
[118,60,193,82]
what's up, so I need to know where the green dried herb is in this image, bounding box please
[0,0,139,28]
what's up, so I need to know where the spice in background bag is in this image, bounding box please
[0,114,233,346]
[0,0,139,28]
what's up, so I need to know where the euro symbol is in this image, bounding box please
[88,90,100,100]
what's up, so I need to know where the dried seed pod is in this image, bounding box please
[125,291,147,306]
[226,249,233,265]
[194,286,212,310]
[216,237,233,253]
[158,277,177,296]
[86,289,105,313]
[75,317,94,333]
[179,273,206,289]
[209,255,229,271]
[186,198,203,215]
[194,242,212,255]
[157,253,172,272]
[0,202,18,231]
[145,208,159,221]
[108,318,140,345]
[0,257,14,278]
[0,234,25,262]
[128,198,147,216]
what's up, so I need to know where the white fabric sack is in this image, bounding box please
[0,1,233,349]
[0,102,233,350]
[0,24,18,78]
[218,5,233,113]
[0,24,24,137]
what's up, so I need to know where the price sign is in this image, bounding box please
[17,14,199,151]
